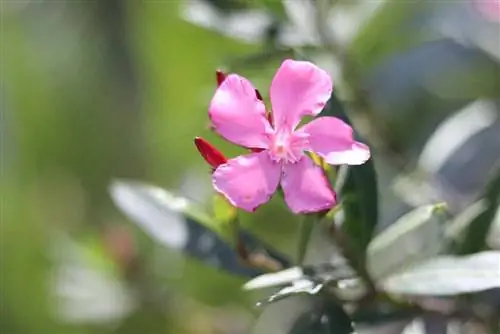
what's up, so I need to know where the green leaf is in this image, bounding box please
[487,207,500,250]
[212,193,237,225]
[458,167,500,254]
[256,0,287,20]
[289,298,353,334]
[367,203,447,280]
[318,93,378,256]
[347,0,426,73]
[381,251,500,295]
[256,279,325,307]
[109,180,291,277]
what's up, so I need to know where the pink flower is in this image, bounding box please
[208,59,370,214]
[473,0,500,22]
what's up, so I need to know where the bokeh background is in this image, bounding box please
[2,0,499,333]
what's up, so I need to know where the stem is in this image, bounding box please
[334,165,349,194]
[328,217,377,298]
[296,214,316,265]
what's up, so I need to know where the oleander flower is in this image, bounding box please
[207,59,370,214]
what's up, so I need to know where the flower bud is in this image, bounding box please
[255,89,263,101]
[216,70,227,87]
[194,137,227,170]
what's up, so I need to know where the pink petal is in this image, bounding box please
[281,157,336,214]
[209,74,272,148]
[299,117,370,165]
[270,59,333,132]
[212,151,281,212]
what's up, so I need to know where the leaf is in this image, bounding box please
[212,193,237,224]
[352,304,417,325]
[243,267,305,290]
[256,279,325,307]
[367,204,447,280]
[109,180,290,277]
[353,321,410,334]
[487,206,500,250]
[257,0,287,20]
[458,167,500,254]
[444,200,488,241]
[289,298,353,334]
[243,263,356,291]
[318,93,378,256]
[381,251,500,296]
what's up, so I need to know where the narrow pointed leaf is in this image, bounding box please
[458,167,500,254]
[109,180,290,277]
[367,204,447,280]
[256,279,325,307]
[318,93,378,255]
[382,251,500,295]
[487,207,500,250]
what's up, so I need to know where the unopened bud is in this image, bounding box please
[194,137,227,170]
[255,89,263,101]
[216,70,227,87]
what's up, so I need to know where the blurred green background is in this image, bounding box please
[1,0,499,333]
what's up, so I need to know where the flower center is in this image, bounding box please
[268,130,309,163]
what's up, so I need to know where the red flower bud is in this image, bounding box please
[255,89,263,101]
[216,70,227,87]
[194,137,227,170]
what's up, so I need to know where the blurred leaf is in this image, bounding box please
[352,304,417,325]
[243,263,356,291]
[257,0,287,20]
[212,194,237,224]
[109,180,290,277]
[487,207,500,250]
[244,267,304,290]
[289,299,353,334]
[367,203,447,280]
[257,279,325,307]
[458,167,500,254]
[354,321,411,334]
[348,0,427,73]
[381,251,500,295]
[422,315,448,334]
[53,234,135,325]
[445,200,488,242]
[318,93,378,256]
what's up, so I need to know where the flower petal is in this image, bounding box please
[212,151,281,212]
[209,74,272,148]
[270,59,333,132]
[300,117,370,165]
[281,157,336,214]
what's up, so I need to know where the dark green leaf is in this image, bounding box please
[351,304,417,325]
[319,93,378,256]
[458,167,500,254]
[109,180,291,277]
[289,298,353,334]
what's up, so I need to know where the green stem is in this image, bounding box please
[296,214,316,265]
[328,216,377,297]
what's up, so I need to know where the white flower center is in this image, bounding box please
[268,130,309,163]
